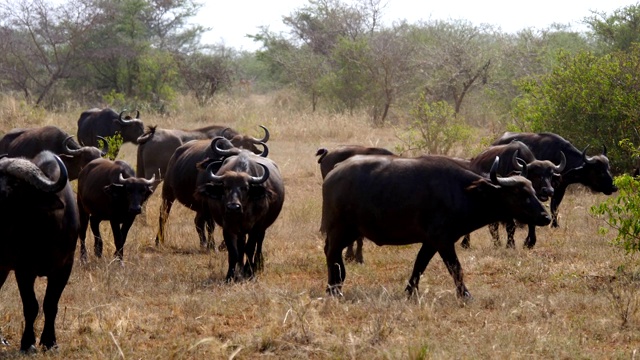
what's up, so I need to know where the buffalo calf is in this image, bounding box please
[0,151,78,351]
[77,158,155,262]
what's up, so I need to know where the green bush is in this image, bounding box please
[98,133,124,161]
[396,94,472,155]
[591,174,640,254]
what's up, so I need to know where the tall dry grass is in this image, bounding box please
[0,93,639,359]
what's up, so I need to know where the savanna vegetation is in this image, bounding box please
[0,0,640,358]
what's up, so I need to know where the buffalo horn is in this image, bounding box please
[582,145,597,164]
[136,110,140,119]
[251,125,270,143]
[118,110,133,123]
[63,136,82,155]
[511,150,523,170]
[3,155,68,193]
[602,145,607,157]
[205,161,225,183]
[118,173,127,183]
[490,156,520,187]
[257,142,269,158]
[96,136,109,156]
[555,152,567,173]
[211,136,238,157]
[248,163,270,184]
[143,174,156,185]
[516,158,528,178]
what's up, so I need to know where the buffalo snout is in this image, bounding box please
[226,203,242,212]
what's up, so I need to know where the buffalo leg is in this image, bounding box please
[78,208,90,263]
[15,271,38,352]
[114,216,135,261]
[40,263,72,350]
[155,198,173,246]
[324,236,347,296]
[405,242,437,297]
[438,242,471,299]
[523,223,538,248]
[505,220,516,249]
[345,237,364,264]
[550,183,568,228]
[488,222,501,247]
[194,211,214,250]
[460,234,471,249]
[223,230,244,282]
[0,271,7,346]
[245,230,266,277]
[89,216,103,258]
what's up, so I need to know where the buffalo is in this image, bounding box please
[77,108,144,151]
[77,158,155,262]
[316,145,395,263]
[136,125,269,181]
[492,132,617,227]
[156,137,267,250]
[196,150,285,281]
[461,140,566,248]
[0,125,107,180]
[321,154,551,298]
[0,151,79,351]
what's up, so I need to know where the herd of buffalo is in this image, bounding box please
[0,107,618,352]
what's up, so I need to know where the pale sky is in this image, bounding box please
[194,0,637,51]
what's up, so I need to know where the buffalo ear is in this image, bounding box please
[196,183,224,200]
[248,185,267,199]
[465,178,499,193]
[104,183,124,197]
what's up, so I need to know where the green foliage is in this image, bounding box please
[98,133,124,161]
[512,46,640,173]
[396,94,472,155]
[591,174,640,254]
[585,3,640,53]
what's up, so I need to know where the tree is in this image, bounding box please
[410,20,495,115]
[0,0,101,105]
[585,3,640,53]
[176,45,237,105]
[512,46,640,173]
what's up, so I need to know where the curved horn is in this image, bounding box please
[143,174,156,185]
[602,145,607,157]
[118,110,132,123]
[248,163,269,184]
[554,151,567,173]
[4,155,68,193]
[489,156,500,184]
[517,158,528,178]
[118,173,127,183]
[511,150,523,171]
[96,136,109,156]
[205,161,225,183]
[582,145,597,164]
[135,110,140,119]
[210,136,238,157]
[221,128,233,139]
[257,142,269,158]
[63,136,81,155]
[252,125,270,143]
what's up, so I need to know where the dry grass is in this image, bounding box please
[1,94,639,359]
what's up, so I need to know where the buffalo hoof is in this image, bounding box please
[20,344,37,354]
[326,285,343,297]
[404,284,418,298]
[458,290,473,301]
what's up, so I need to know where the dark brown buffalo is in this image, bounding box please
[461,140,566,249]
[136,125,269,181]
[77,108,144,149]
[77,158,155,262]
[196,150,285,281]
[0,151,79,351]
[156,137,267,249]
[316,145,395,263]
[492,132,617,227]
[0,125,107,180]
[321,154,551,298]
